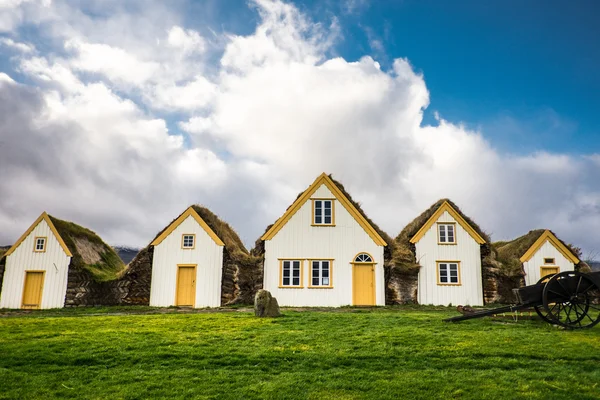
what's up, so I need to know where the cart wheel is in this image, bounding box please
[542,271,600,329]
[533,275,558,324]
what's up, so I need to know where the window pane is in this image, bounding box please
[312,267,319,278]
[439,225,446,242]
[324,207,331,216]
[447,225,455,242]
[440,276,448,283]
[324,216,332,224]
[322,277,329,286]
[450,276,458,283]
[293,277,300,286]
[440,270,447,277]
[313,277,319,286]
[293,261,300,269]
[283,277,290,285]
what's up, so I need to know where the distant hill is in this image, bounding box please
[589,261,600,272]
[113,246,141,264]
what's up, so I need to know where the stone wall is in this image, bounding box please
[64,266,122,306]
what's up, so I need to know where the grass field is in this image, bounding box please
[0,307,599,399]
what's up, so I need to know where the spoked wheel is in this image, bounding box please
[534,275,558,324]
[542,271,600,329]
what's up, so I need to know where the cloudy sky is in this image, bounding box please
[0,0,599,257]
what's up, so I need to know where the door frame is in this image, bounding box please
[175,264,197,307]
[351,261,376,306]
[21,270,45,310]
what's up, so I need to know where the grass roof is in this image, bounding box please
[48,215,126,282]
[494,229,589,274]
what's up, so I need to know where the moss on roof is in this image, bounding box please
[48,215,125,282]
[494,229,589,275]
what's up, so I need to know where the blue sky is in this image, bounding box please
[316,0,600,154]
[0,0,599,253]
[182,0,600,154]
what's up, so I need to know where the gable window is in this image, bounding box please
[33,237,46,252]
[544,258,555,265]
[438,262,460,285]
[310,260,332,287]
[312,199,334,226]
[280,260,302,287]
[438,223,456,244]
[181,234,195,249]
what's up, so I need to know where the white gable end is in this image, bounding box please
[263,182,385,307]
[522,240,574,285]
[150,214,224,307]
[415,210,484,306]
[0,218,71,309]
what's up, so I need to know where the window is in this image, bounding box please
[313,199,334,225]
[281,260,302,287]
[310,260,332,287]
[540,266,559,279]
[544,258,555,265]
[181,234,195,249]
[354,253,373,263]
[438,262,460,285]
[33,237,46,252]
[438,224,456,244]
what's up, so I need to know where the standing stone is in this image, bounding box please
[254,289,281,317]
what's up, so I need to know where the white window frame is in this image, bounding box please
[309,260,332,288]
[280,260,303,288]
[181,234,195,249]
[438,223,456,244]
[312,199,334,226]
[33,237,46,252]
[438,262,460,285]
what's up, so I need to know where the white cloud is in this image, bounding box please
[0,36,34,52]
[167,25,206,55]
[0,0,599,258]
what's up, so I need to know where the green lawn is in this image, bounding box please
[0,307,599,399]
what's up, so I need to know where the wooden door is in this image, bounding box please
[176,266,196,307]
[22,271,45,309]
[353,265,375,306]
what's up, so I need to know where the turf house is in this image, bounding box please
[0,212,125,309]
[257,173,390,307]
[120,205,260,307]
[495,229,585,286]
[392,200,491,306]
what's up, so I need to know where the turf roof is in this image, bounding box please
[47,215,126,282]
[494,229,588,274]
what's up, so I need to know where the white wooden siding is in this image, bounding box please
[264,184,385,307]
[0,219,71,309]
[522,240,574,285]
[150,215,224,307]
[415,210,484,306]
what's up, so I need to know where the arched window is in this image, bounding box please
[354,253,373,263]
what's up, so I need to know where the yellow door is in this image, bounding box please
[22,271,45,309]
[353,265,375,306]
[176,266,196,307]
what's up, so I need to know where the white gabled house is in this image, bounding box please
[519,230,579,285]
[149,206,226,308]
[260,173,388,307]
[409,200,487,306]
[0,212,124,309]
[0,213,72,309]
